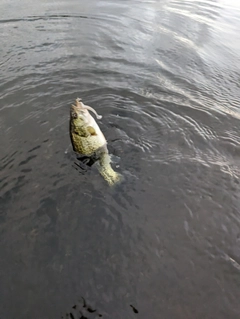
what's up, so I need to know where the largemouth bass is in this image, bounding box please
[69,98,122,186]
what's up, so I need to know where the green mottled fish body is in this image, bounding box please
[69,98,122,186]
[70,124,106,156]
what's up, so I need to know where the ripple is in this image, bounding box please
[167,0,222,26]
[0,14,99,24]
[1,1,240,318]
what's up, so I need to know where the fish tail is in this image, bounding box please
[98,153,122,186]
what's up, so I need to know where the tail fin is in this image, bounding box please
[98,153,122,186]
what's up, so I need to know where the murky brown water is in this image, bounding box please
[1,0,240,318]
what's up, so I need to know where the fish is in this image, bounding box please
[69,98,122,186]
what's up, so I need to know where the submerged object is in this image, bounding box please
[69,98,122,186]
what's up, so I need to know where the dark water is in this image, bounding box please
[1,0,240,318]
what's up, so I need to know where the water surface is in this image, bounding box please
[1,0,240,318]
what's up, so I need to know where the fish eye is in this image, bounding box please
[72,112,78,119]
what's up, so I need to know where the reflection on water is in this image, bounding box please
[1,0,240,318]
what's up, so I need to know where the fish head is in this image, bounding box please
[70,103,91,127]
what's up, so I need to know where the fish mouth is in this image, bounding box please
[70,103,81,113]
[70,105,87,123]
[73,98,102,120]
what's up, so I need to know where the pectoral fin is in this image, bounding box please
[87,126,97,136]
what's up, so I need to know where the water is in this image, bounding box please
[1,0,240,318]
